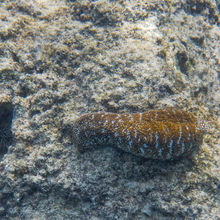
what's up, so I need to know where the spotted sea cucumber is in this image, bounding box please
[72,107,207,160]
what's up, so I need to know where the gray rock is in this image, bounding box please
[0,0,219,219]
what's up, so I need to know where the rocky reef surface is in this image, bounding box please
[0,0,219,219]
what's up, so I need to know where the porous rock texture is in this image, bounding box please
[0,0,219,219]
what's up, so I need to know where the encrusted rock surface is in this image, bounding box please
[0,0,219,219]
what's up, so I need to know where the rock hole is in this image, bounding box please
[176,51,188,75]
[0,102,13,159]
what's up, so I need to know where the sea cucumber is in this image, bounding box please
[72,107,207,160]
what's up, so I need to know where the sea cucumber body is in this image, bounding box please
[72,108,206,160]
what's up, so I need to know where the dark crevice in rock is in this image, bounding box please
[176,51,188,75]
[0,103,14,159]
